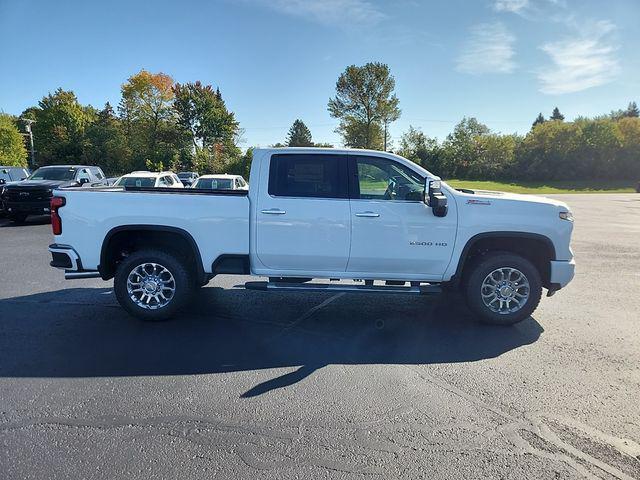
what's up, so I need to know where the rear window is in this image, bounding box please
[195,178,234,189]
[116,177,156,187]
[268,154,348,199]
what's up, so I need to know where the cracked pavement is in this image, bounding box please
[0,194,639,479]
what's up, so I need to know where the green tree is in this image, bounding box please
[328,62,400,150]
[532,113,545,128]
[286,119,313,147]
[337,117,384,150]
[0,114,28,167]
[440,117,490,178]
[518,120,582,179]
[119,70,182,171]
[83,102,130,174]
[23,88,93,166]
[626,101,639,118]
[471,134,520,180]
[173,81,241,171]
[617,117,640,178]
[227,147,253,179]
[397,125,441,173]
[550,107,565,121]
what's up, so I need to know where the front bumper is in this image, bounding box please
[5,200,50,215]
[549,258,575,289]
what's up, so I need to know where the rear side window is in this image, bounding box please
[91,168,104,180]
[268,154,348,199]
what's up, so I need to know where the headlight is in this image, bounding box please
[559,211,574,222]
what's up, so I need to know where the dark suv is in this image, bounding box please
[1,165,107,223]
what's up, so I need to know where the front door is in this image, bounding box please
[255,153,351,272]
[347,155,457,278]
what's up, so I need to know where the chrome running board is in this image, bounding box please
[244,281,441,295]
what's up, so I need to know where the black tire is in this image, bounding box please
[114,249,195,321]
[9,213,28,223]
[464,252,542,325]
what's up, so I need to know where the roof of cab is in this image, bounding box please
[120,171,175,178]
[197,174,240,179]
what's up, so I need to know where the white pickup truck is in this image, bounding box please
[48,148,575,325]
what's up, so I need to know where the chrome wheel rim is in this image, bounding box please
[481,267,530,315]
[127,263,176,310]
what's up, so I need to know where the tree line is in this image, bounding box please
[1,63,639,182]
[397,104,640,181]
[1,70,252,178]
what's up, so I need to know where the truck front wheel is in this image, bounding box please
[114,249,194,321]
[464,252,542,325]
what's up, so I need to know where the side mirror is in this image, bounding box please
[425,179,448,217]
[78,177,89,185]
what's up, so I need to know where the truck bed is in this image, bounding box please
[54,187,250,273]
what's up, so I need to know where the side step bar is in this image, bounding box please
[65,271,101,280]
[244,281,442,295]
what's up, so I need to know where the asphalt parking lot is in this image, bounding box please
[0,194,639,479]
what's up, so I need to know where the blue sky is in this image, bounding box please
[1,0,638,148]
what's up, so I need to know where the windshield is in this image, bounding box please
[178,173,193,179]
[115,177,156,187]
[28,167,76,181]
[195,178,233,189]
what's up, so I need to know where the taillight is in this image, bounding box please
[50,196,66,235]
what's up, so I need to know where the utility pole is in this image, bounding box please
[20,118,36,168]
[383,123,388,151]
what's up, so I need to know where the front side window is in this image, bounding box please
[269,154,348,199]
[29,167,76,181]
[354,156,424,201]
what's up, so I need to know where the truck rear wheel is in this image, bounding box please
[464,252,542,325]
[114,249,194,321]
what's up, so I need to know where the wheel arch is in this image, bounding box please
[99,225,205,283]
[452,232,556,288]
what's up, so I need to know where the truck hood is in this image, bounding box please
[452,187,570,210]
[6,179,77,189]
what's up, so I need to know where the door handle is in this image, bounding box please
[355,211,380,218]
[261,208,286,215]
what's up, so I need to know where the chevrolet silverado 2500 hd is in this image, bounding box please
[47,148,575,325]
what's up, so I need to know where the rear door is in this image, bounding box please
[347,154,457,277]
[255,152,351,272]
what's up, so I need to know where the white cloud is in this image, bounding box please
[538,20,620,94]
[493,0,529,14]
[456,22,516,75]
[247,0,385,27]
[492,0,566,18]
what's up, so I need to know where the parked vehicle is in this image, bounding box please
[0,166,31,216]
[48,148,575,325]
[177,171,199,187]
[106,177,121,186]
[192,174,248,190]
[114,171,184,189]
[0,166,30,183]
[2,165,106,223]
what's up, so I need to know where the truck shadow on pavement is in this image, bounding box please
[0,286,543,397]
